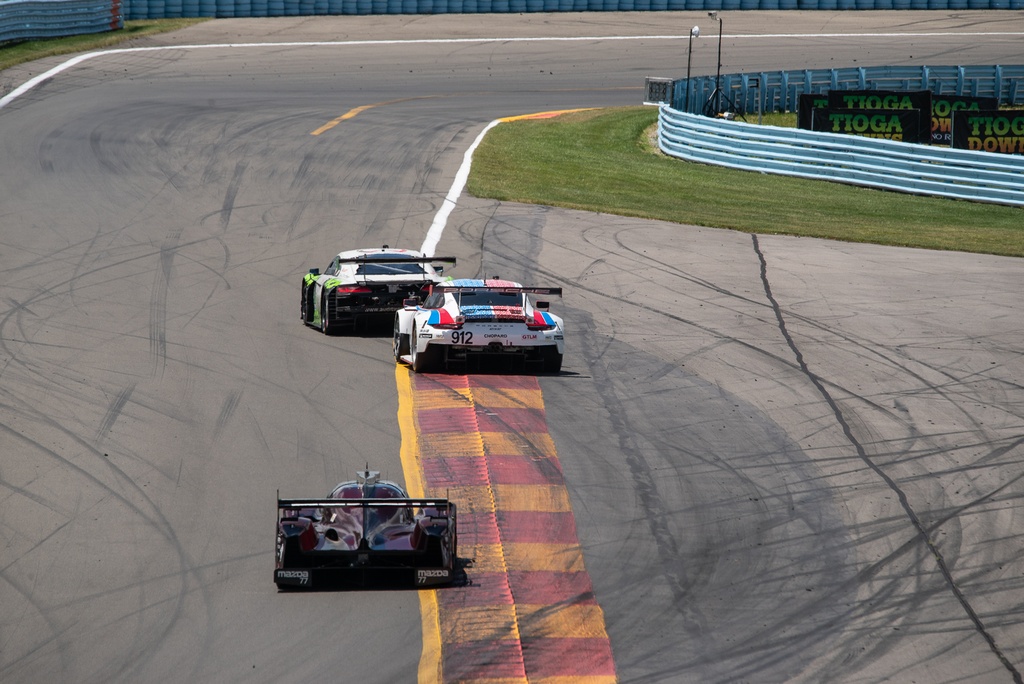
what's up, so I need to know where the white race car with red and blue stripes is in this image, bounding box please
[393,279,564,373]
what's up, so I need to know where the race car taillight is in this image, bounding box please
[334,286,373,293]
[433,315,465,330]
[526,311,555,330]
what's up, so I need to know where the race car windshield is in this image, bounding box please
[356,262,429,276]
[457,291,523,307]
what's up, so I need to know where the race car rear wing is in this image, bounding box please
[337,256,457,265]
[277,497,453,513]
[276,495,456,589]
[434,285,562,296]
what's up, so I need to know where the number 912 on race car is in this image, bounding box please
[393,279,564,373]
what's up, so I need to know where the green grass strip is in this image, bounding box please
[468,107,1024,258]
[1,19,208,73]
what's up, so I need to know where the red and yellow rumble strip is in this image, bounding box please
[499,108,597,123]
[397,367,616,684]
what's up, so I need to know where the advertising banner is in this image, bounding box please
[810,109,923,143]
[797,93,828,131]
[951,110,1024,154]
[931,95,999,145]
[826,89,931,143]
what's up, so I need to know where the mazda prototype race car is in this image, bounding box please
[394,279,564,373]
[301,246,456,334]
[275,469,457,590]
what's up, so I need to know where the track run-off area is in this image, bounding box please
[1,11,1023,684]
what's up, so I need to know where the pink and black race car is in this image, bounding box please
[275,469,457,590]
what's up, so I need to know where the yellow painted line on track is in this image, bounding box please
[316,103,598,136]
[396,366,444,684]
[499,108,597,122]
[311,96,438,135]
[397,366,426,498]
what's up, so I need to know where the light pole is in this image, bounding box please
[705,11,724,116]
[685,25,700,113]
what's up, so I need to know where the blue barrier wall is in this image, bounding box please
[670,65,1024,115]
[119,0,1022,17]
[0,0,121,44]
[1,0,1021,30]
[656,63,1024,208]
[658,107,1024,206]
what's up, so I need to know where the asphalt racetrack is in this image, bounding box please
[2,11,1024,683]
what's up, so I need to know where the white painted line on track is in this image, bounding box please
[3,30,1022,110]
[419,119,500,258]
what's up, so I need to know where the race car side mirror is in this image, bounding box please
[535,301,549,310]
[308,268,320,276]
[403,297,419,307]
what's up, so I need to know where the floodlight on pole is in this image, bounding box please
[704,11,724,116]
[685,25,700,113]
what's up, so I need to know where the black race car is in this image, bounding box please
[301,246,455,333]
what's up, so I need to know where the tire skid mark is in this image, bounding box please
[213,389,242,438]
[219,160,248,231]
[0,410,211,683]
[398,368,616,683]
[95,383,135,441]
[150,229,180,377]
[573,312,707,632]
[0,517,75,678]
[751,233,1023,684]
[608,226,1017,445]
